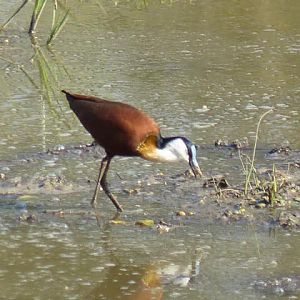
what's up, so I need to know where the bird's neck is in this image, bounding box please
[137,135,188,163]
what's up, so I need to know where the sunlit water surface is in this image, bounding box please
[0,1,299,299]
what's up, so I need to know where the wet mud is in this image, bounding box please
[1,142,299,230]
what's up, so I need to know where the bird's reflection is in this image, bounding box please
[87,264,163,300]
[87,253,201,299]
[88,212,202,299]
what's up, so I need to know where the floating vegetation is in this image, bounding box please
[135,219,155,227]
[109,219,127,225]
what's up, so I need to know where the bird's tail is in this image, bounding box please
[61,90,75,104]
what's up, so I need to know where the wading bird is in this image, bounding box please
[62,90,202,212]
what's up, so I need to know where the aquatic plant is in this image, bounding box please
[47,2,70,45]
[29,0,48,34]
[0,0,71,119]
[0,0,69,45]
[0,0,29,32]
[244,109,273,195]
[268,164,278,206]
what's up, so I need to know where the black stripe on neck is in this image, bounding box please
[158,135,192,149]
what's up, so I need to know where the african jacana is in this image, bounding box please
[62,90,202,212]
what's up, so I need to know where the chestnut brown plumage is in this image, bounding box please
[62,90,202,212]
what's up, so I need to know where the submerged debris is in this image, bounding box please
[215,138,249,149]
[252,276,300,296]
[267,146,292,156]
[157,220,172,233]
[18,212,37,223]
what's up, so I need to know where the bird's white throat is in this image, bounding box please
[147,138,189,163]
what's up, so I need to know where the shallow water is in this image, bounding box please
[1,1,300,299]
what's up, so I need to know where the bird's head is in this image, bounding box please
[160,136,202,177]
[137,135,202,177]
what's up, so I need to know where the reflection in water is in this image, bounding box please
[0,196,299,299]
[88,253,202,299]
[89,264,163,300]
[90,216,201,300]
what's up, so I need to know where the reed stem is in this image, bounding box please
[244,109,273,195]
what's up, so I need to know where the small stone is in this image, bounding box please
[199,199,205,205]
[176,211,186,216]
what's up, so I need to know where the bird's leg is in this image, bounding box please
[100,157,123,212]
[91,156,108,208]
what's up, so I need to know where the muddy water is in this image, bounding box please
[1,1,300,299]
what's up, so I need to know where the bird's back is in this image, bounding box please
[62,91,160,157]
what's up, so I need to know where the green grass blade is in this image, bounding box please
[0,0,29,32]
[29,0,48,34]
[47,9,70,45]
